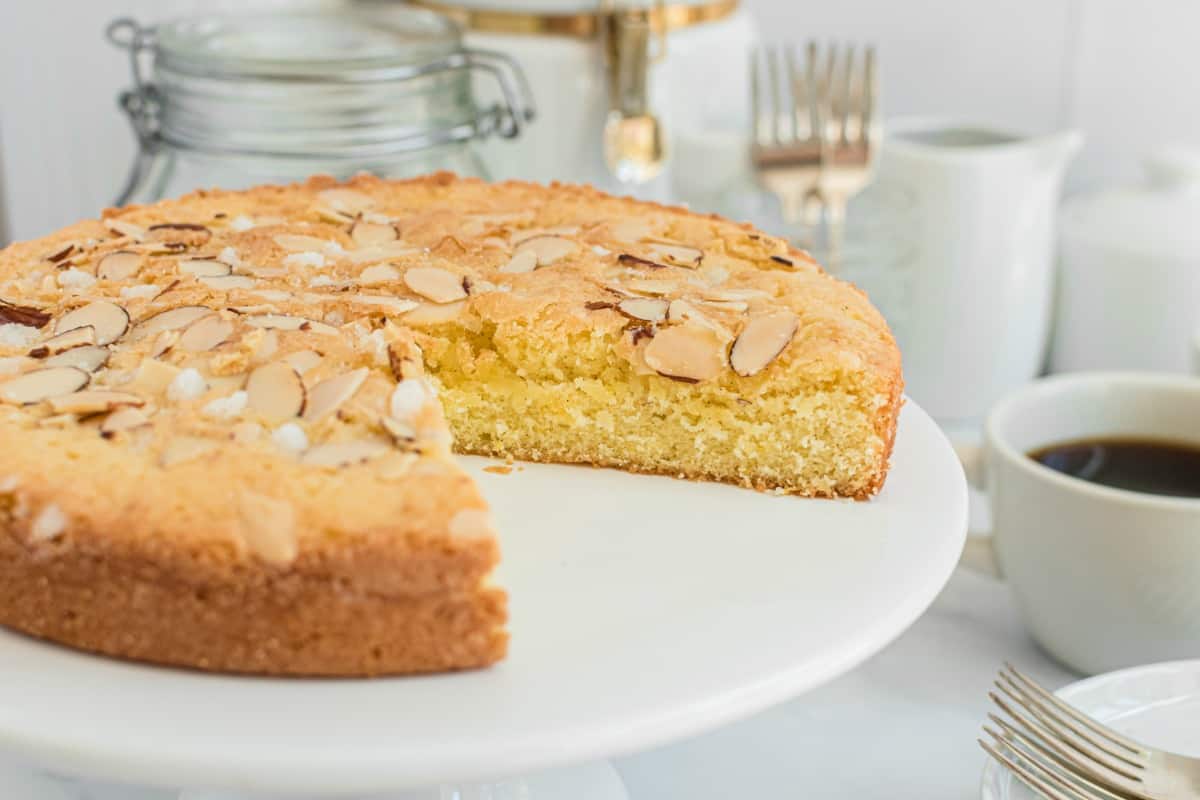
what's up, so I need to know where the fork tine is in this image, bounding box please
[997,673,1145,770]
[783,43,803,141]
[985,728,1124,800]
[991,690,1144,785]
[821,42,839,144]
[839,43,857,144]
[1004,664,1145,757]
[805,41,823,148]
[861,45,879,144]
[765,44,785,145]
[988,715,1138,800]
[981,739,1092,800]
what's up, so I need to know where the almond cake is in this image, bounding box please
[0,173,901,676]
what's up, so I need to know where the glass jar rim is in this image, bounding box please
[154,7,463,82]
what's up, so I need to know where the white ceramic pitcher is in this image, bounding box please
[857,120,1082,423]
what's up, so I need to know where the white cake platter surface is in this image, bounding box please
[0,399,966,795]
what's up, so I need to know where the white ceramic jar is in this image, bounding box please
[1052,148,1200,374]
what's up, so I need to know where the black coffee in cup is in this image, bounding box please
[1028,437,1200,498]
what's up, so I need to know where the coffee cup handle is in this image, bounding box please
[955,441,1004,579]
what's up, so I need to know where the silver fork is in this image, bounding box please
[750,43,825,237]
[980,664,1200,800]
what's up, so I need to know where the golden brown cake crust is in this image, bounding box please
[0,172,900,675]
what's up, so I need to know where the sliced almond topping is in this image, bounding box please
[48,390,144,415]
[357,263,401,285]
[381,415,416,446]
[147,223,211,247]
[303,367,368,422]
[607,218,653,244]
[200,274,257,290]
[178,315,234,352]
[236,490,297,565]
[404,266,468,304]
[515,235,578,267]
[55,301,129,345]
[100,406,150,436]
[245,314,338,336]
[618,253,669,270]
[30,326,95,357]
[283,349,322,375]
[179,258,231,277]
[160,436,218,467]
[694,298,749,313]
[273,233,339,253]
[350,220,399,246]
[252,328,279,362]
[617,297,669,323]
[348,295,421,315]
[700,287,770,302]
[317,188,374,214]
[150,330,179,358]
[624,278,678,296]
[135,305,212,338]
[499,249,538,274]
[246,362,306,421]
[105,219,146,240]
[666,299,724,334]
[43,345,109,373]
[642,323,727,383]
[300,439,389,469]
[404,301,463,326]
[511,225,580,244]
[0,300,51,328]
[344,242,420,264]
[0,367,89,404]
[647,242,703,268]
[730,311,798,377]
[96,250,142,281]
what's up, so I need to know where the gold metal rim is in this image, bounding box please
[407,0,740,38]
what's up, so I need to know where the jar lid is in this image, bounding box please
[155,7,462,82]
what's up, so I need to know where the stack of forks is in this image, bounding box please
[750,42,879,268]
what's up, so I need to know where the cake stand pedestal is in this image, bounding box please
[0,401,966,800]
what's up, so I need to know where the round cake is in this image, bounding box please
[0,173,901,676]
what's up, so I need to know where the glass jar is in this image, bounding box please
[105,7,534,206]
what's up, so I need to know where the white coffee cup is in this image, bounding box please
[961,372,1200,675]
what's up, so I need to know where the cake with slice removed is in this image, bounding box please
[0,173,901,675]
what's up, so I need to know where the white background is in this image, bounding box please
[1,0,1198,243]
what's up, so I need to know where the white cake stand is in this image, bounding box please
[0,400,966,799]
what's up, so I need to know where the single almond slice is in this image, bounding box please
[246,362,306,421]
[55,301,130,346]
[100,406,150,435]
[317,188,374,214]
[147,223,212,247]
[499,249,538,274]
[105,219,146,241]
[300,439,390,469]
[351,220,399,246]
[303,367,368,422]
[149,330,179,358]
[404,300,463,326]
[179,258,231,277]
[273,233,339,253]
[642,323,728,383]
[344,242,420,264]
[96,250,142,281]
[515,235,578,267]
[43,345,109,372]
[49,390,144,415]
[730,311,798,377]
[617,253,669,270]
[200,275,256,290]
[0,366,89,404]
[283,349,322,375]
[357,263,401,285]
[381,415,417,446]
[245,314,338,336]
[30,326,95,357]
[178,315,234,352]
[617,297,669,323]
[625,278,678,296]
[160,436,218,467]
[694,298,749,313]
[607,218,653,244]
[135,305,213,338]
[0,299,51,328]
[347,295,421,314]
[404,266,468,304]
[511,226,580,244]
[131,358,181,395]
[647,242,703,268]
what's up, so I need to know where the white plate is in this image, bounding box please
[982,660,1200,799]
[0,400,966,795]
